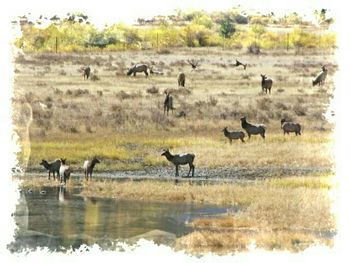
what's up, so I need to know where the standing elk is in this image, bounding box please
[39,159,62,180]
[59,158,71,184]
[240,116,266,139]
[222,127,245,143]
[312,65,327,86]
[164,91,174,115]
[261,74,273,94]
[161,149,195,177]
[178,72,186,87]
[281,119,301,136]
[83,157,100,180]
[82,66,91,80]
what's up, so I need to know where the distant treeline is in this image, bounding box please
[14,9,336,52]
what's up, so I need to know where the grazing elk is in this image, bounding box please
[261,74,273,94]
[222,127,245,143]
[178,72,186,87]
[83,66,91,80]
[240,116,266,139]
[281,119,301,136]
[235,59,247,70]
[187,59,199,70]
[164,91,174,115]
[312,65,327,86]
[161,149,195,177]
[39,159,62,180]
[127,64,150,77]
[83,157,100,180]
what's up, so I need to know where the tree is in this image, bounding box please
[219,19,235,39]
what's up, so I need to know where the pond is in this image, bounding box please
[9,186,230,252]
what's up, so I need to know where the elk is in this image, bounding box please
[187,59,199,70]
[312,65,327,86]
[235,59,247,70]
[164,91,174,115]
[39,159,62,180]
[222,127,245,143]
[161,149,195,177]
[240,116,266,139]
[59,158,71,184]
[83,157,100,180]
[127,64,150,77]
[261,74,273,94]
[281,119,301,136]
[178,72,186,87]
[82,66,91,80]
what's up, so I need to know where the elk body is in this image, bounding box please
[178,72,186,87]
[127,64,150,77]
[240,117,266,139]
[164,91,174,115]
[312,66,327,86]
[235,60,247,70]
[161,149,195,177]
[83,66,91,80]
[83,157,100,180]
[281,119,301,136]
[39,159,62,180]
[222,127,245,143]
[261,74,273,94]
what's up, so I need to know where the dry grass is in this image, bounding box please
[175,230,333,254]
[12,48,335,172]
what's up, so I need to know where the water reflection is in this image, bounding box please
[10,186,228,251]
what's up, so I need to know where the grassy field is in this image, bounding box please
[12,47,336,173]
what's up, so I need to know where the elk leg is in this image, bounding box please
[175,165,179,177]
[187,165,191,177]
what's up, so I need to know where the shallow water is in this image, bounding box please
[10,186,229,252]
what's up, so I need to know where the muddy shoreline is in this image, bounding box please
[19,166,333,181]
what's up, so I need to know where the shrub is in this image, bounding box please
[90,74,100,81]
[208,96,218,106]
[293,104,307,116]
[146,86,159,94]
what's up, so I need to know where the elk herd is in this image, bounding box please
[39,56,327,180]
